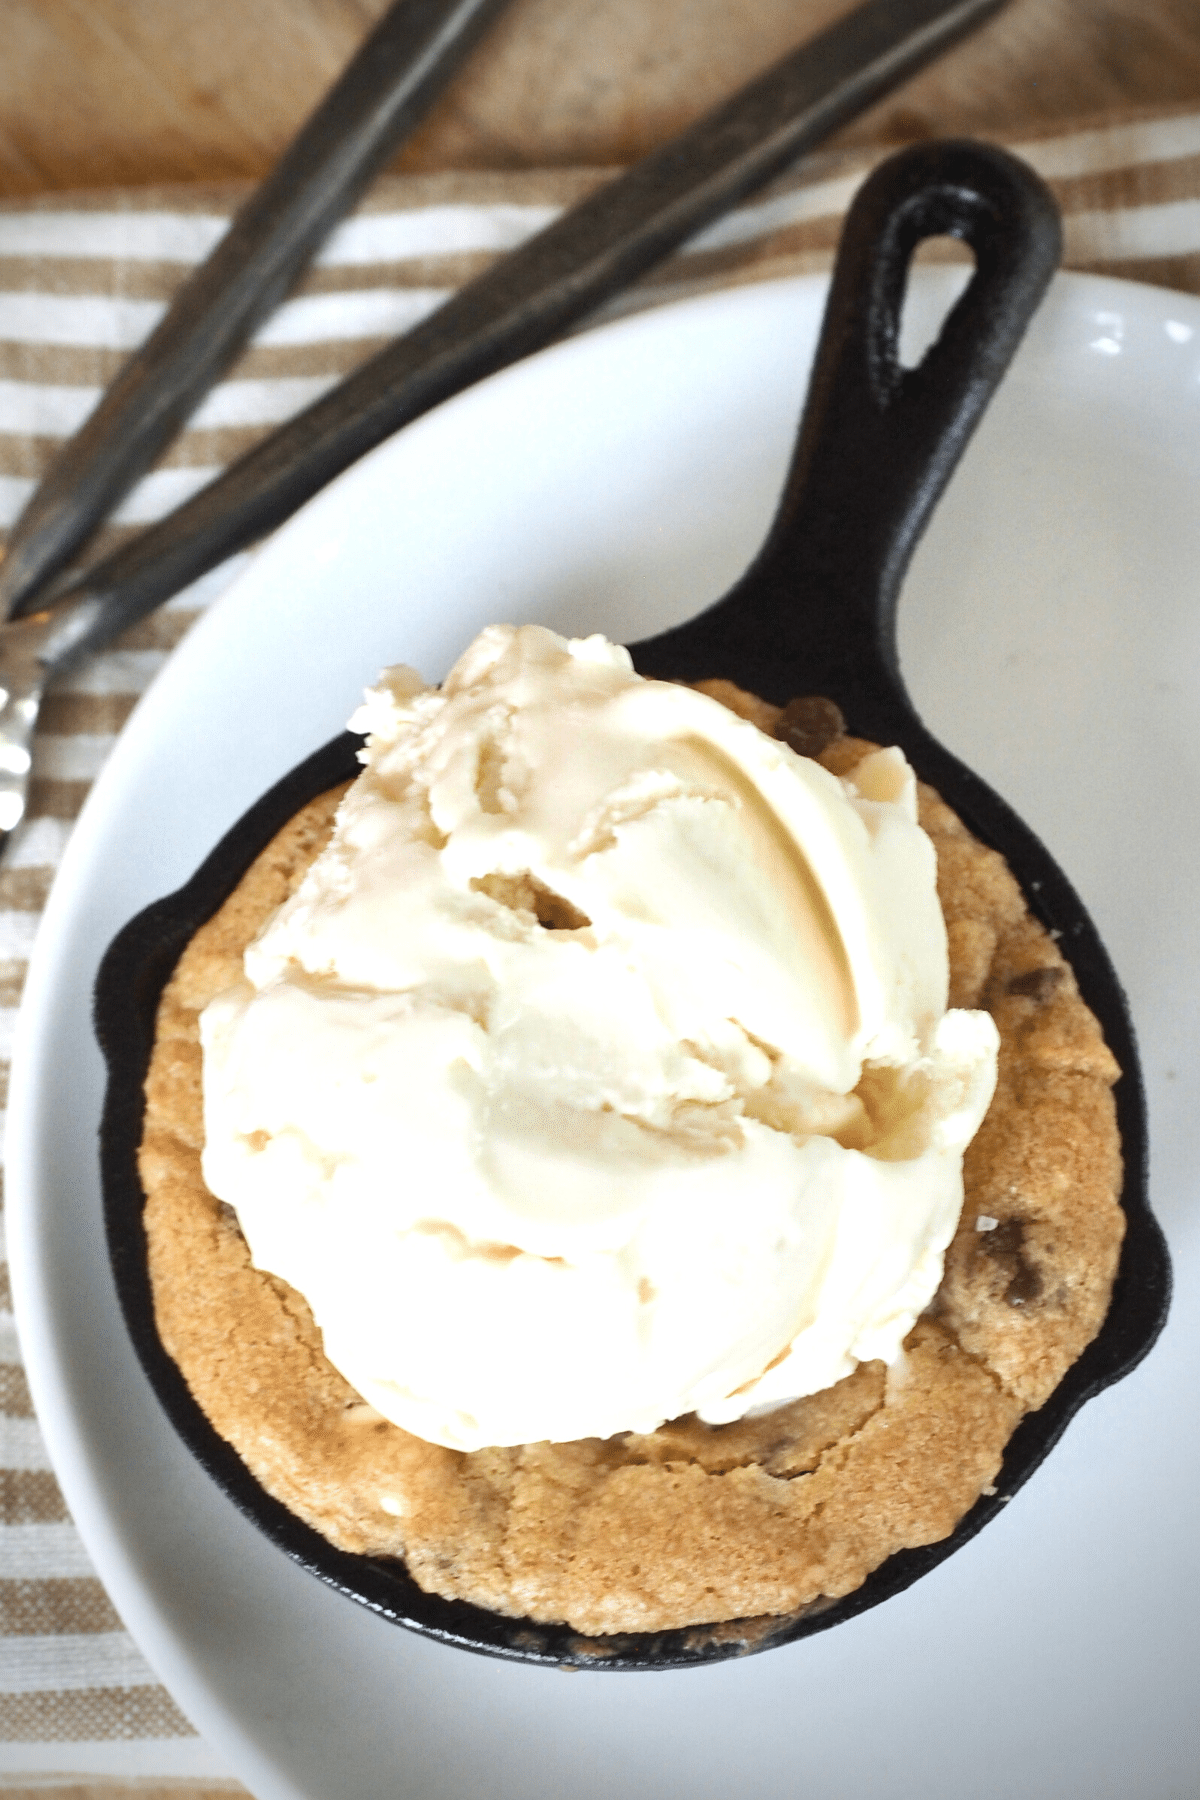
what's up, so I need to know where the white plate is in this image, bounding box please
[9,270,1200,1799]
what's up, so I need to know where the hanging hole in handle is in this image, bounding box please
[898,236,976,369]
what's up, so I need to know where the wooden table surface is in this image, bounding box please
[0,0,1199,198]
[1,2,1198,1797]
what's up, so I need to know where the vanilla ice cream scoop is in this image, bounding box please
[199,623,998,1451]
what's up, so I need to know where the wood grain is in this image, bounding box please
[0,1785,246,1797]
[0,0,1197,198]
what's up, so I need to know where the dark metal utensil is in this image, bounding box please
[0,0,516,623]
[97,139,1170,1671]
[0,0,1006,843]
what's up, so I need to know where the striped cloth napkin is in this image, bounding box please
[1,104,1199,1787]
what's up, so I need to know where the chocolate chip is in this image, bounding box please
[217,1201,245,1240]
[1005,1260,1043,1307]
[1007,966,1064,1002]
[774,696,846,759]
[533,887,591,932]
[978,1217,1044,1307]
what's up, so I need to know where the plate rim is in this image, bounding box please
[8,263,1198,1781]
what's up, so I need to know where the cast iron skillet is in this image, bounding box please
[97,140,1171,1671]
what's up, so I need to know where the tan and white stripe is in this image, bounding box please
[1,105,1199,1755]
[0,1227,193,1743]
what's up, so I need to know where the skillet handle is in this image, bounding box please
[631,139,1061,735]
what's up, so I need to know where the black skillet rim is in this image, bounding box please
[95,720,1172,1672]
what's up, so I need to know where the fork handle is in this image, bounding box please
[0,0,514,622]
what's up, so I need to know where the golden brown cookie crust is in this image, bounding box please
[139,693,1124,1637]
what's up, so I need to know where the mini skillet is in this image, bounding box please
[96,139,1171,1671]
